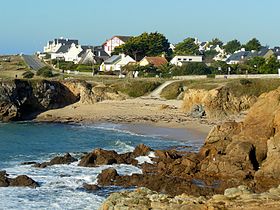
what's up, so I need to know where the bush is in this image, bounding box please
[111,80,162,97]
[37,66,54,78]
[172,62,211,76]
[239,79,252,86]
[22,71,34,79]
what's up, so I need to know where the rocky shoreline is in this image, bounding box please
[2,79,280,209]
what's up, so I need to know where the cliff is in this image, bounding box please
[181,86,257,120]
[0,79,127,122]
[0,79,78,121]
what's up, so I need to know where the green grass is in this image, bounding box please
[160,78,280,100]
[110,79,163,97]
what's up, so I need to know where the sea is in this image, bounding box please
[0,122,205,210]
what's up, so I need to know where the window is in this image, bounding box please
[178,58,182,61]
[189,59,192,61]
[183,58,187,61]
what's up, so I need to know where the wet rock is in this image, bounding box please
[78,148,139,167]
[9,175,39,188]
[21,161,38,165]
[0,172,38,188]
[0,171,9,187]
[82,183,101,191]
[132,144,152,157]
[33,153,77,168]
[49,153,77,165]
[97,168,119,186]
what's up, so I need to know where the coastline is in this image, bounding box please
[35,98,213,140]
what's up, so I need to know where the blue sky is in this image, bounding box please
[0,0,279,54]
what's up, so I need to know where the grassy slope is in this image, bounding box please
[161,78,280,100]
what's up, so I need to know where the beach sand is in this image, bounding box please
[36,98,213,137]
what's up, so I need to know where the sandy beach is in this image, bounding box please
[36,98,213,135]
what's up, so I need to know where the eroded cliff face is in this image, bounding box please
[181,86,257,120]
[0,79,128,122]
[0,79,78,121]
[198,87,280,191]
[62,81,127,104]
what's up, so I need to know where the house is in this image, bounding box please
[51,43,83,63]
[94,46,110,62]
[99,54,136,72]
[78,46,95,65]
[226,49,253,64]
[43,37,79,53]
[139,56,168,67]
[170,55,203,66]
[253,47,275,59]
[276,51,280,61]
[103,36,133,55]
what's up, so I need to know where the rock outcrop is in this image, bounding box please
[0,79,78,121]
[99,186,280,210]
[0,171,39,188]
[197,87,280,191]
[33,153,77,168]
[182,86,256,120]
[62,81,127,105]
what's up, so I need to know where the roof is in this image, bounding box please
[54,38,79,46]
[253,47,270,57]
[115,36,133,42]
[78,45,94,57]
[104,55,121,64]
[56,45,71,53]
[94,46,110,57]
[226,51,253,62]
[143,56,168,67]
[103,36,133,45]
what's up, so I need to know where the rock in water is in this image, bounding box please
[9,175,39,188]
[82,183,101,191]
[97,168,119,186]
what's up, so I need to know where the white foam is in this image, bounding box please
[0,161,142,210]
[135,152,156,164]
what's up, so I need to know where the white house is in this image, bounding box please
[51,43,83,63]
[78,48,96,65]
[43,37,79,53]
[103,36,133,56]
[170,55,203,66]
[99,54,136,72]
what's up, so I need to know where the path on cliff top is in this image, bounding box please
[145,80,180,99]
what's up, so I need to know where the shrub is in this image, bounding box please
[37,66,54,78]
[172,62,211,76]
[239,79,252,86]
[22,71,34,79]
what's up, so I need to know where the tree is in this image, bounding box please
[243,38,262,51]
[112,32,171,61]
[172,62,211,76]
[246,56,266,69]
[211,61,230,74]
[174,37,199,55]
[223,39,241,54]
[259,56,280,74]
[209,38,223,47]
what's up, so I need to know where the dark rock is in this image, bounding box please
[33,153,77,168]
[82,183,101,191]
[0,79,79,121]
[9,175,39,188]
[21,161,38,165]
[132,144,152,157]
[97,168,119,186]
[49,153,77,165]
[78,148,138,167]
[0,171,9,187]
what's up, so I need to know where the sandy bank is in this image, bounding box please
[36,98,213,136]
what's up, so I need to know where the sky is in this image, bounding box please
[0,0,279,54]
